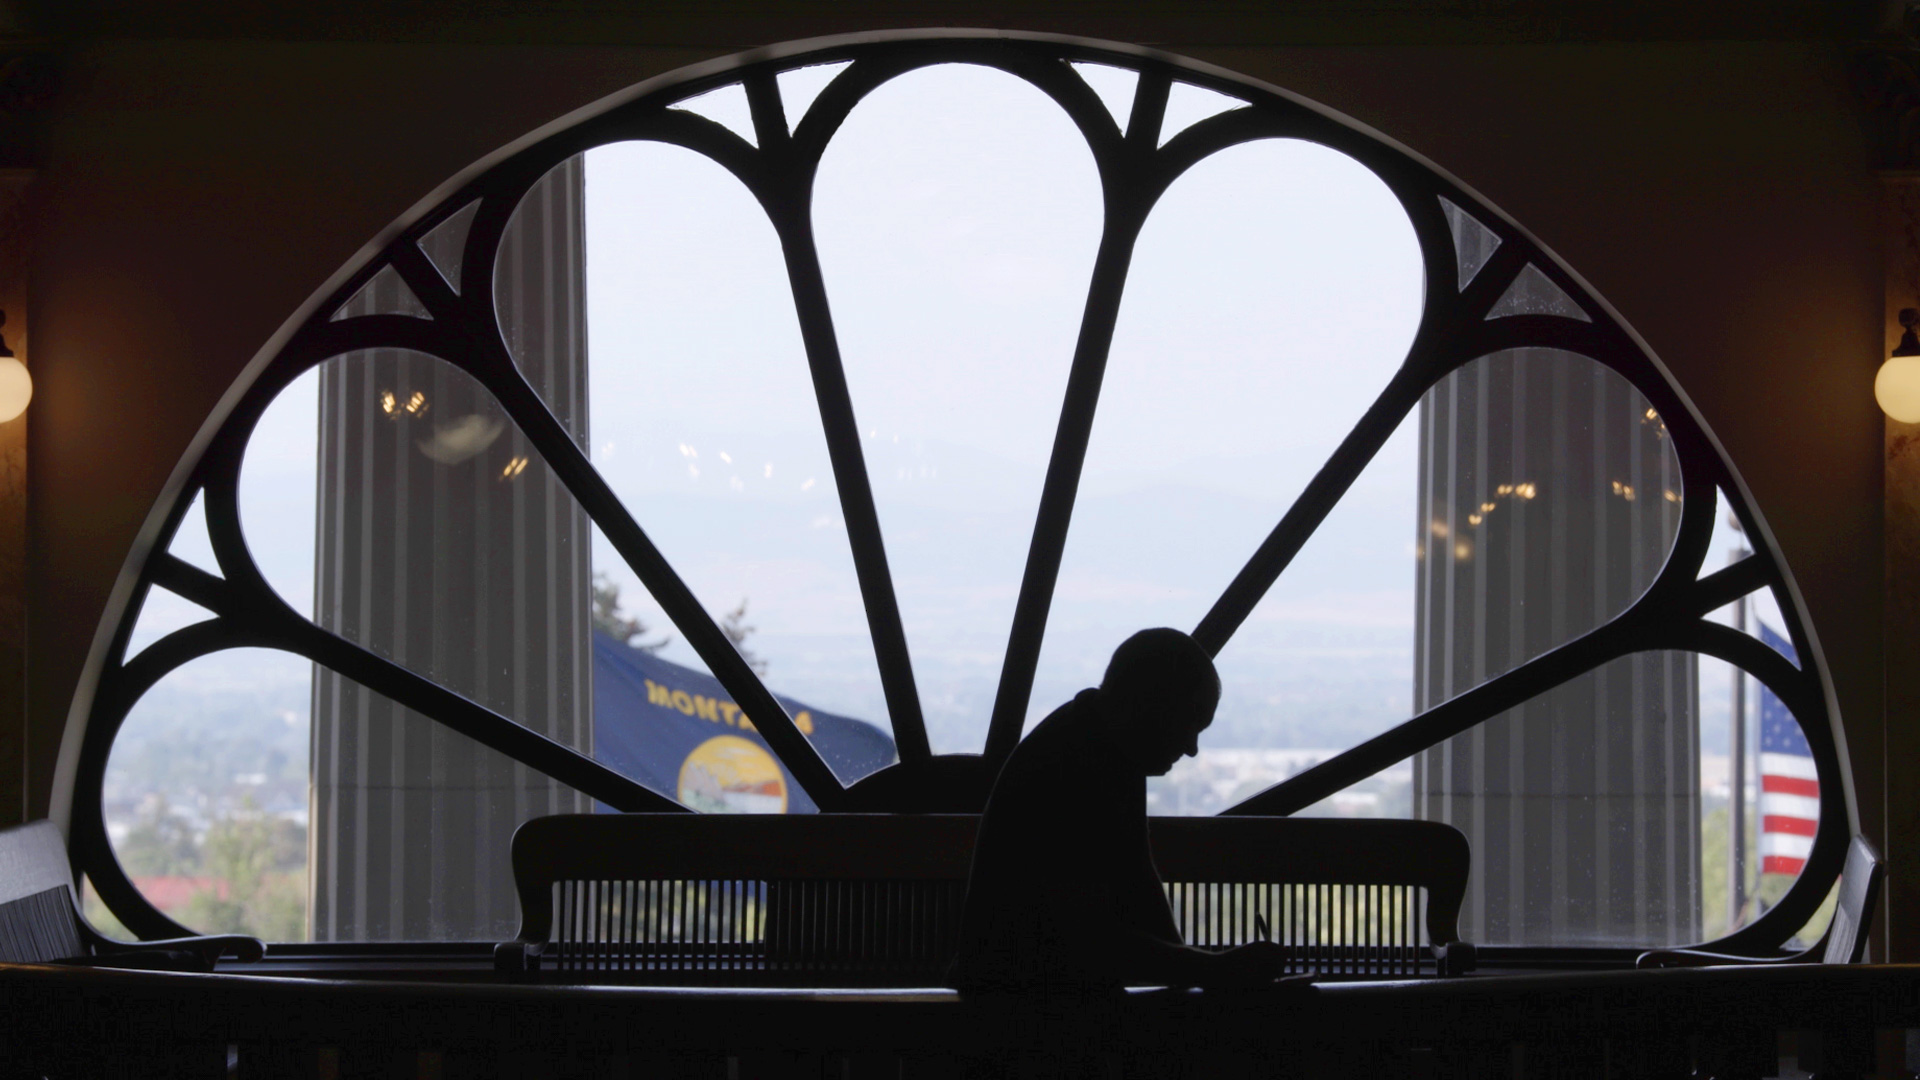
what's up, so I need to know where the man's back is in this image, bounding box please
[951,689,1179,993]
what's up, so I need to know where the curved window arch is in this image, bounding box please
[72,33,1847,959]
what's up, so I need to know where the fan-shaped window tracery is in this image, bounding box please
[73,34,1846,958]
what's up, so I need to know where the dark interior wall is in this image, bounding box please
[21,32,1884,856]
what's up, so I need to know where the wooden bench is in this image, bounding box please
[496,814,1474,985]
[0,820,263,971]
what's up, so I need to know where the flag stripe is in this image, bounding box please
[1760,792,1821,820]
[1762,814,1817,837]
[1763,855,1807,875]
[1759,753,1818,781]
[1761,774,1819,798]
[1760,832,1813,859]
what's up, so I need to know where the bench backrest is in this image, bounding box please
[0,820,87,964]
[1821,834,1884,965]
[503,814,1471,985]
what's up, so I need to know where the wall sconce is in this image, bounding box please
[1880,308,1920,423]
[0,310,27,423]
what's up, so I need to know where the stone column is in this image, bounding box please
[310,157,591,941]
[1412,348,1698,947]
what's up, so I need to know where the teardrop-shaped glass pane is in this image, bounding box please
[330,264,430,321]
[673,82,758,146]
[104,648,314,941]
[1414,649,1819,949]
[102,647,603,942]
[777,60,852,133]
[1487,263,1590,321]
[124,585,216,660]
[1070,62,1136,135]
[1439,196,1501,291]
[419,200,479,295]
[1413,349,1681,712]
[1030,137,1420,729]
[240,349,601,761]
[1158,81,1245,147]
[816,64,1103,753]
[166,489,219,575]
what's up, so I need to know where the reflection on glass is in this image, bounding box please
[1486,263,1589,322]
[1031,137,1421,749]
[816,64,1103,753]
[104,648,312,941]
[1414,349,1681,711]
[330,264,429,321]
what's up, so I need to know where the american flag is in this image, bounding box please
[1757,622,1817,876]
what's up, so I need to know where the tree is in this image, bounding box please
[720,598,768,677]
[591,571,670,652]
[181,794,307,942]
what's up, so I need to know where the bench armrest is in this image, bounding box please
[1635,948,1807,969]
[1434,941,1476,977]
[495,940,545,982]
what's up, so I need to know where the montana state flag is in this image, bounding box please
[591,631,897,813]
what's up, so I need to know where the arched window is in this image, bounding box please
[72,32,1847,959]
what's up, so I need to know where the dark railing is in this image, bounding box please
[4,962,1920,1079]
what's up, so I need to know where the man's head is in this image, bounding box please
[1099,628,1221,776]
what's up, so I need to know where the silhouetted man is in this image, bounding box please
[951,628,1290,994]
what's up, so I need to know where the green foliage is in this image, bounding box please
[591,571,670,652]
[115,796,201,877]
[180,795,307,942]
[720,598,768,677]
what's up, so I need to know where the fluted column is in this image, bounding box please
[310,157,591,941]
[1412,348,1698,947]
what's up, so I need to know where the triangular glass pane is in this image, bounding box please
[672,83,758,147]
[124,585,217,659]
[167,490,219,575]
[1699,488,1799,667]
[1070,62,1137,135]
[1486,263,1591,321]
[1439,196,1501,291]
[329,264,430,321]
[1158,81,1245,148]
[418,200,479,295]
[777,61,852,133]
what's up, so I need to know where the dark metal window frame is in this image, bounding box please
[68,30,1848,961]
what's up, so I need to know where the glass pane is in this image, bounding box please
[1414,648,1820,948]
[500,140,895,753]
[419,200,479,295]
[103,648,312,942]
[166,489,219,575]
[1438,196,1500,291]
[239,367,318,619]
[1486,263,1590,322]
[1414,349,1682,712]
[776,61,851,133]
[330,264,429,321]
[1030,137,1421,733]
[102,647,599,942]
[124,585,216,660]
[1070,62,1136,134]
[1703,488,1799,667]
[673,83,758,146]
[1158,81,1244,147]
[815,63,1103,753]
[239,348,598,764]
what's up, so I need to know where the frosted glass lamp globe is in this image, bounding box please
[0,357,30,423]
[1879,354,1920,424]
